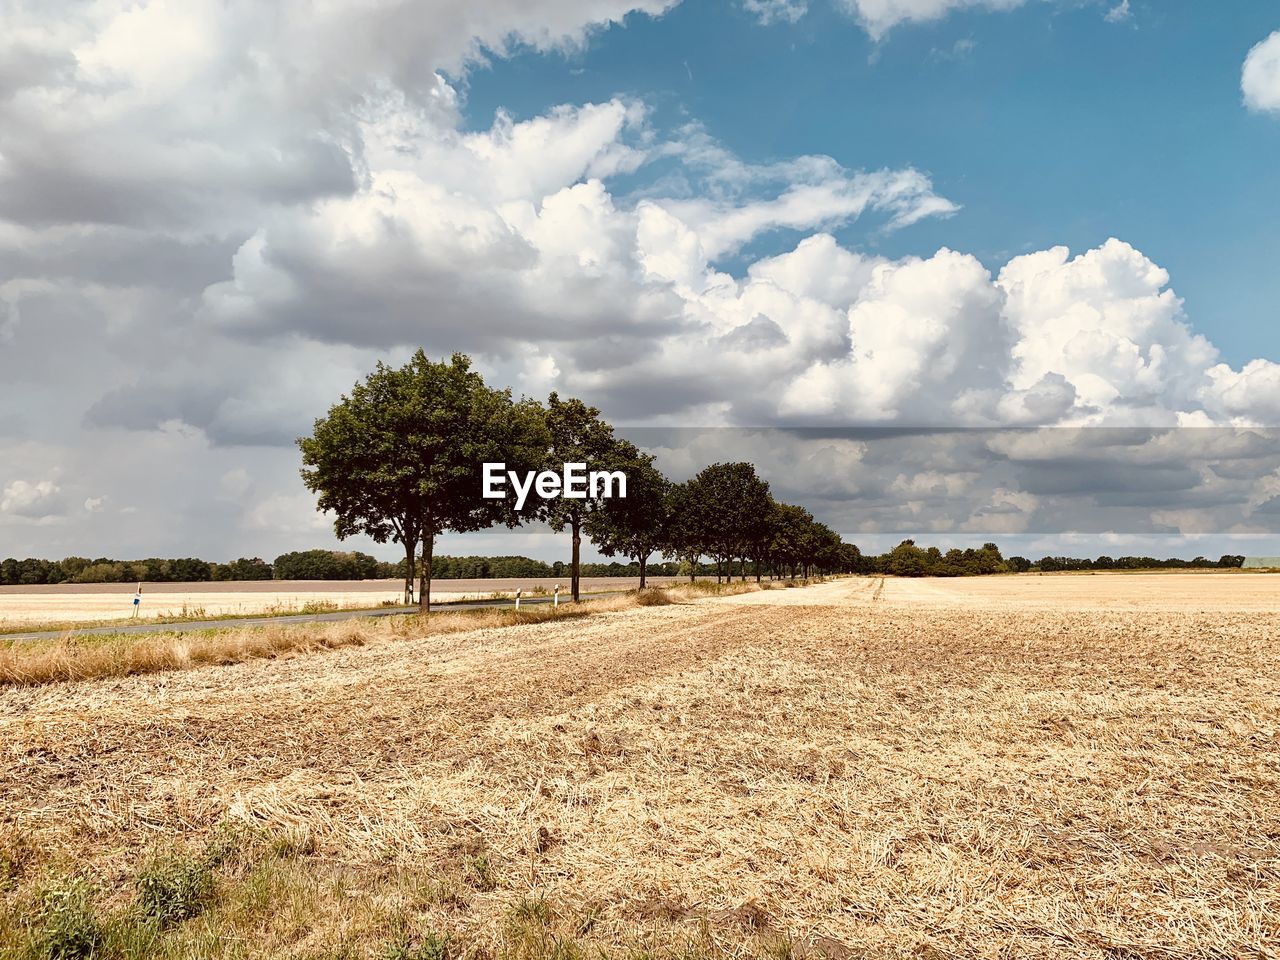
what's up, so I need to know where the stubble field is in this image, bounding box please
[1,574,1277,958]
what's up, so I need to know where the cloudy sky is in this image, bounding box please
[3,0,1280,563]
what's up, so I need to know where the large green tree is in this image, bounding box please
[585,441,671,588]
[768,501,814,579]
[299,351,547,611]
[683,462,773,582]
[542,393,622,601]
[663,480,703,582]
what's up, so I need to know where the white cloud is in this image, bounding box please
[997,239,1218,421]
[1,479,65,519]
[1243,31,1280,114]
[198,100,954,354]
[742,0,809,25]
[778,248,1006,422]
[837,0,1025,40]
[1201,359,1280,424]
[1103,1,1130,25]
[664,168,958,259]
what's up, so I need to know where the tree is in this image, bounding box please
[682,462,772,582]
[664,481,703,582]
[542,393,621,601]
[299,351,547,612]
[809,522,844,577]
[839,542,864,574]
[586,442,671,588]
[886,540,928,578]
[768,501,813,579]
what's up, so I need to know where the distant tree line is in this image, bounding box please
[839,541,1247,578]
[0,556,272,585]
[1025,554,1245,573]
[0,546,1250,587]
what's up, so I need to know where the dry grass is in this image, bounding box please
[1,576,1277,959]
[0,581,770,688]
[0,604,603,689]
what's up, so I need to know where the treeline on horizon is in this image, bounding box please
[0,546,1248,586]
[857,541,1246,578]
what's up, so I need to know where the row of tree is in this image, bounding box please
[298,351,855,609]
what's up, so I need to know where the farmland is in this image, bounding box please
[0,577,684,628]
[1,574,1277,958]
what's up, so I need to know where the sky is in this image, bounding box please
[2,0,1280,564]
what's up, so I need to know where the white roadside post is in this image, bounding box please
[515,588,522,612]
[553,583,560,608]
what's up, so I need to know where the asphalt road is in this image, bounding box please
[1,591,626,643]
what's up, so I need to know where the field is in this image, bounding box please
[1,574,1277,958]
[0,577,682,627]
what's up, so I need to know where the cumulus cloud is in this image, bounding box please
[1243,31,1280,113]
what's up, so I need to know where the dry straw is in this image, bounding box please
[2,575,1275,958]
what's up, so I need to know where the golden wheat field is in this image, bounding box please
[1,574,1277,959]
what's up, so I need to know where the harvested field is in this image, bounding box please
[0,576,682,627]
[1,574,1278,958]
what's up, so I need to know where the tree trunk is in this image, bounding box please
[689,554,697,583]
[403,538,417,606]
[639,553,648,589]
[418,535,434,613]
[571,518,581,602]
[716,558,722,584]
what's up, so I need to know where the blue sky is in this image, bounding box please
[464,0,1280,366]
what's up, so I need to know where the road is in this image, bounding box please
[0,591,625,642]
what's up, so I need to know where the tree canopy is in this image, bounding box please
[585,441,672,587]
[541,392,622,600]
[298,351,547,610]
